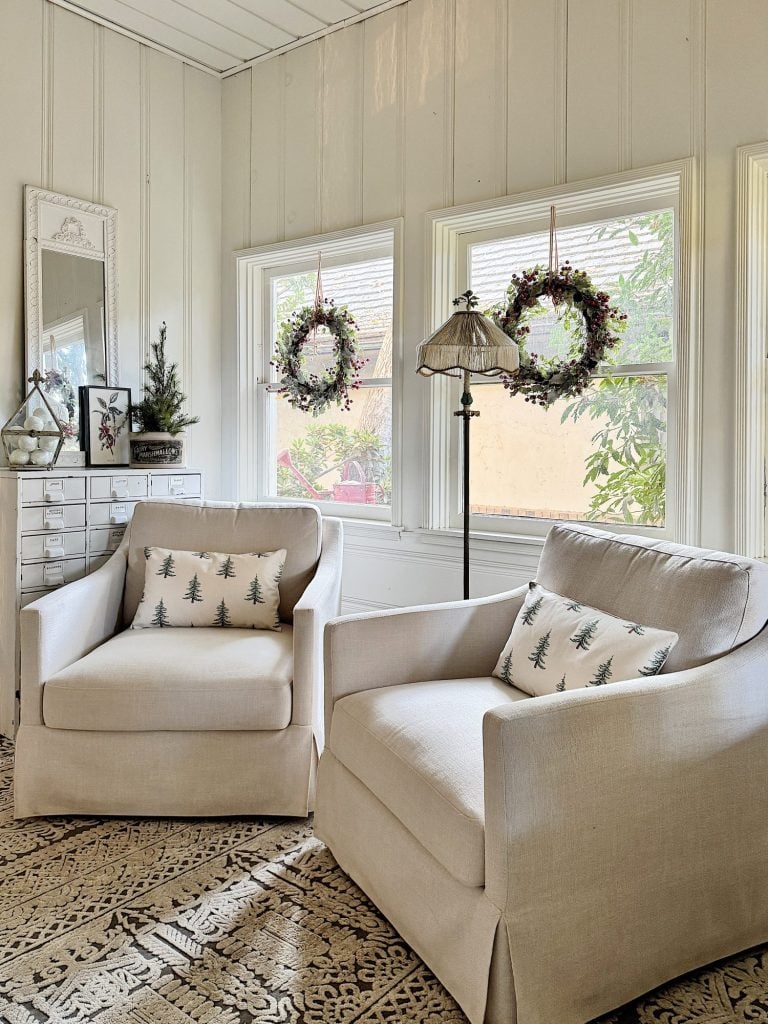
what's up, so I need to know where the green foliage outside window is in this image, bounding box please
[277,423,392,504]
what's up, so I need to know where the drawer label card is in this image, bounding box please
[110,503,128,524]
[43,534,65,558]
[43,506,64,527]
[111,476,129,497]
[44,480,64,502]
[43,562,65,585]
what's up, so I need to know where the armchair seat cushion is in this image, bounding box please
[43,627,294,732]
[329,677,530,888]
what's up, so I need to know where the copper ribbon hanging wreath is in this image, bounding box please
[491,205,628,407]
[272,253,366,417]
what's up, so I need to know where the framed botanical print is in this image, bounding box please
[79,386,132,466]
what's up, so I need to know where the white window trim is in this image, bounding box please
[425,159,701,545]
[735,142,768,558]
[234,218,403,523]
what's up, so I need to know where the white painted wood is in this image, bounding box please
[283,43,322,239]
[361,7,404,225]
[52,6,95,199]
[566,0,622,182]
[734,143,768,558]
[235,0,326,36]
[124,0,284,54]
[145,0,295,50]
[321,24,364,231]
[250,55,283,245]
[0,467,203,739]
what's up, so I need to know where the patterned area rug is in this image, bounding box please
[0,738,765,1024]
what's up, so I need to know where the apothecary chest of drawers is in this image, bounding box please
[0,467,203,737]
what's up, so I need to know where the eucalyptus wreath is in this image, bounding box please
[491,264,627,407]
[273,299,365,416]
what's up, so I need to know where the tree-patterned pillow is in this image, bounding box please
[131,547,286,631]
[493,582,679,696]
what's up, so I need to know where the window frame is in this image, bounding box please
[424,161,700,544]
[234,219,403,523]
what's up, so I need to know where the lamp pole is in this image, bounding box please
[455,368,479,600]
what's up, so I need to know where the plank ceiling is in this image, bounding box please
[55,0,400,75]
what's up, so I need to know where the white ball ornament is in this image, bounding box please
[30,449,53,467]
[23,414,44,432]
[9,449,30,466]
[32,406,47,420]
[16,434,38,452]
[38,435,58,452]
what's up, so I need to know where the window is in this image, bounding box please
[235,222,401,522]
[427,164,698,541]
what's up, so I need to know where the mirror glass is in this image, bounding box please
[40,249,107,448]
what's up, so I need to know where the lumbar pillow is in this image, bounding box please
[131,547,286,631]
[493,582,679,696]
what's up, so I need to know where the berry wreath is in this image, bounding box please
[273,298,366,416]
[491,264,628,408]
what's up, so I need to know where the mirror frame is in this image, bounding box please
[24,185,118,387]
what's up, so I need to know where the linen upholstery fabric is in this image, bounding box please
[132,547,286,631]
[317,526,768,1024]
[537,523,768,670]
[124,501,321,624]
[43,627,294,731]
[492,582,678,695]
[330,677,530,888]
[16,508,343,818]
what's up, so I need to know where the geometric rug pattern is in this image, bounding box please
[0,739,766,1024]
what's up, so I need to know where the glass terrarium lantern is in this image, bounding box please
[2,371,65,470]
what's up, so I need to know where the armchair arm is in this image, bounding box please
[324,585,526,748]
[20,545,127,726]
[292,518,344,739]
[482,629,768,1024]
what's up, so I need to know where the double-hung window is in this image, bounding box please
[235,221,400,522]
[427,163,698,541]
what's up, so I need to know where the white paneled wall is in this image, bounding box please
[0,1,222,492]
[221,0,768,611]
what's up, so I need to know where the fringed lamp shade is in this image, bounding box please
[416,291,519,378]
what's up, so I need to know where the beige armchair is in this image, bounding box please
[14,500,343,819]
[316,523,768,1024]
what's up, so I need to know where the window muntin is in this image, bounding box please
[261,247,394,514]
[457,208,675,531]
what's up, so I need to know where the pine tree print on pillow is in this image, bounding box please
[492,582,678,697]
[131,547,287,631]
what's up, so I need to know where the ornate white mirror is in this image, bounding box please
[24,186,118,452]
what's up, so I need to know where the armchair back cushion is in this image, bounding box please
[537,523,768,670]
[124,501,321,624]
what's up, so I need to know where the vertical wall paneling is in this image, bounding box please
[618,0,632,171]
[92,25,104,203]
[566,0,622,182]
[250,56,283,246]
[0,0,43,421]
[506,0,566,193]
[42,0,54,189]
[220,69,252,498]
[629,0,692,168]
[51,6,95,200]
[283,43,322,239]
[139,44,151,376]
[361,7,405,225]
[147,51,184,381]
[453,0,507,205]
[321,24,364,232]
[103,30,141,393]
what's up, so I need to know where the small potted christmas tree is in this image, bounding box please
[130,322,199,467]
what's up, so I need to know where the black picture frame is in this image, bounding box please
[79,386,132,467]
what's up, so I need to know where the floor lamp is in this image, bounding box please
[416,291,520,600]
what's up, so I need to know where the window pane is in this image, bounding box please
[272,255,393,379]
[272,387,392,507]
[469,375,667,527]
[469,209,674,364]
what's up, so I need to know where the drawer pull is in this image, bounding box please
[44,545,65,559]
[43,562,65,586]
[170,486,185,496]
[110,514,128,525]
[44,481,64,503]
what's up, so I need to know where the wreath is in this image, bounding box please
[491,264,627,407]
[273,298,365,416]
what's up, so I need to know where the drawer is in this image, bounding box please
[21,503,86,532]
[20,589,48,608]
[22,476,86,505]
[89,526,126,555]
[21,558,86,590]
[21,530,87,562]
[90,474,148,500]
[88,553,112,573]
[150,473,202,499]
[89,500,138,527]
